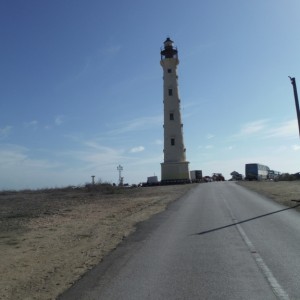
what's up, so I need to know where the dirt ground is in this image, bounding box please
[237,181,300,211]
[1,181,300,300]
[0,184,194,300]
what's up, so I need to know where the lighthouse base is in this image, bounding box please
[161,161,190,184]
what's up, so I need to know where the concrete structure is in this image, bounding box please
[147,176,158,185]
[160,38,190,183]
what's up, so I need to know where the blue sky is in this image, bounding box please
[1,0,300,189]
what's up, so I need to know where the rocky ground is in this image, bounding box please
[1,181,299,300]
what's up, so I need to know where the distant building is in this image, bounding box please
[147,176,158,184]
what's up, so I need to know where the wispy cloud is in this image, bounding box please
[155,139,163,145]
[44,115,65,129]
[0,146,27,165]
[55,115,64,126]
[0,126,12,138]
[232,119,299,142]
[108,115,162,135]
[65,139,127,168]
[199,145,214,150]
[236,119,269,136]
[24,120,38,129]
[130,146,145,153]
[226,146,234,150]
[99,39,122,56]
[205,145,214,149]
[75,57,92,79]
[206,134,215,139]
[0,144,68,189]
[0,144,60,169]
[103,45,121,55]
[292,144,300,151]
[182,100,209,118]
[266,119,298,138]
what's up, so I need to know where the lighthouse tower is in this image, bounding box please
[160,38,190,183]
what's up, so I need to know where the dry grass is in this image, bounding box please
[2,181,299,299]
[237,181,300,211]
[0,184,194,300]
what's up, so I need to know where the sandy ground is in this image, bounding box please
[1,181,300,300]
[0,184,194,300]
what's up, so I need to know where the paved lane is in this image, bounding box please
[59,182,300,300]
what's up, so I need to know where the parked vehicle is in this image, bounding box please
[203,176,212,182]
[245,163,269,180]
[268,170,281,180]
[230,171,243,181]
[212,173,225,181]
[190,170,202,183]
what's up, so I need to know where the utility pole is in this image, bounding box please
[289,76,300,138]
[117,165,123,186]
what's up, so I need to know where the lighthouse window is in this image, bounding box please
[167,68,172,73]
[171,138,175,146]
[170,113,174,120]
[168,89,173,96]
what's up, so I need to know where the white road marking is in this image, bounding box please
[222,196,290,300]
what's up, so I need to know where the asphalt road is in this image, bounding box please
[59,182,300,300]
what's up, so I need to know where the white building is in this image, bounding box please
[160,38,190,183]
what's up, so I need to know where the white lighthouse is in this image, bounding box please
[160,37,190,183]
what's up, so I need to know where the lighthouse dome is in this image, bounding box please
[164,37,174,47]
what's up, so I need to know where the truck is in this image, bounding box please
[245,163,269,180]
[190,170,202,183]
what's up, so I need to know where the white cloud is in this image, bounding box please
[205,145,213,149]
[130,146,145,153]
